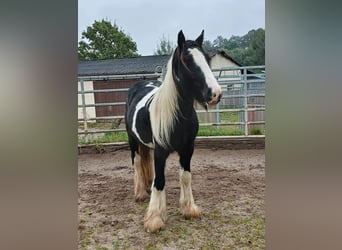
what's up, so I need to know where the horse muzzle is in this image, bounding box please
[206,86,222,106]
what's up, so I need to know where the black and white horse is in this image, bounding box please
[125,30,222,233]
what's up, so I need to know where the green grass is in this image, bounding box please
[226,214,265,249]
[95,132,128,143]
[198,126,244,136]
[79,227,94,249]
[78,119,123,129]
[78,126,244,145]
[197,110,241,124]
[78,113,263,144]
[249,127,264,135]
[95,245,108,250]
[78,131,128,145]
[78,122,113,130]
[219,110,240,123]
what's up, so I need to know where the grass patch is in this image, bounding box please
[201,240,221,250]
[78,122,112,130]
[78,119,123,130]
[112,240,120,250]
[198,125,244,136]
[226,214,265,249]
[79,227,94,248]
[249,127,264,135]
[78,116,250,145]
[95,245,108,250]
[219,110,240,123]
[78,126,245,144]
[197,110,241,124]
[78,131,128,145]
[95,132,128,143]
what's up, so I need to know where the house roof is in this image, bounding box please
[78,50,239,77]
[209,50,263,79]
[78,50,260,79]
[208,50,242,67]
[78,55,170,76]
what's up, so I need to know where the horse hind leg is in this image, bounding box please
[134,144,154,202]
[139,144,154,194]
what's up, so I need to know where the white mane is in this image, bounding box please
[149,55,179,148]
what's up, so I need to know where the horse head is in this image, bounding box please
[172,30,222,109]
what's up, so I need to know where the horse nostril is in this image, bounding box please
[213,93,217,98]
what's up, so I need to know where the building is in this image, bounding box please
[78,51,262,122]
[78,55,169,121]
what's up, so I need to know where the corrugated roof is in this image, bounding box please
[78,55,170,76]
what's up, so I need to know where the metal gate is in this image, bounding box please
[78,65,265,142]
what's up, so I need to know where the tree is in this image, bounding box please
[203,40,216,54]
[78,19,139,60]
[206,28,265,66]
[247,28,265,65]
[154,35,175,55]
[213,35,229,49]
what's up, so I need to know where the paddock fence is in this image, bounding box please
[78,65,265,143]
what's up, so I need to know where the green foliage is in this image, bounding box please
[202,40,216,54]
[249,128,263,135]
[78,19,140,60]
[203,28,265,66]
[154,34,175,55]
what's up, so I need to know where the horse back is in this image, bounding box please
[125,81,161,148]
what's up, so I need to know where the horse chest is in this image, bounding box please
[169,116,199,148]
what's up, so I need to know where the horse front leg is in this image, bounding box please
[178,143,201,219]
[144,147,169,233]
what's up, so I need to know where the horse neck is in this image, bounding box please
[149,58,194,148]
[161,70,196,120]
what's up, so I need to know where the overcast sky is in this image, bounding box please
[78,0,265,56]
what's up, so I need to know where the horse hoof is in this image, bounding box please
[134,191,150,202]
[182,205,201,219]
[144,213,165,233]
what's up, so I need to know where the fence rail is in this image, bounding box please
[78,65,265,142]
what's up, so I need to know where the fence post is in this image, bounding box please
[79,79,88,142]
[215,75,220,128]
[243,68,248,136]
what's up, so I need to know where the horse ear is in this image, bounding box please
[195,30,204,46]
[177,30,185,50]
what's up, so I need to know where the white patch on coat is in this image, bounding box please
[144,186,167,232]
[132,83,158,148]
[179,169,195,208]
[148,187,166,216]
[179,169,201,218]
[188,48,222,103]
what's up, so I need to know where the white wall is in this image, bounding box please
[210,54,241,79]
[78,80,96,120]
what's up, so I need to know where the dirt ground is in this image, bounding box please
[78,148,265,250]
